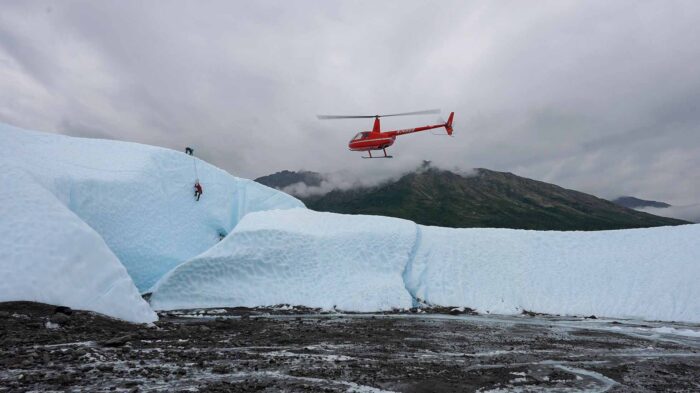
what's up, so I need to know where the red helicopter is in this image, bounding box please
[317,109,454,158]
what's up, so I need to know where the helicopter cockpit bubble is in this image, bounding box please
[352,132,370,141]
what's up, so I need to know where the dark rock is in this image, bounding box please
[57,372,76,385]
[54,306,73,315]
[212,365,230,374]
[101,334,134,347]
[50,313,70,325]
[449,308,465,315]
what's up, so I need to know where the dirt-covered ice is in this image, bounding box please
[2,302,699,392]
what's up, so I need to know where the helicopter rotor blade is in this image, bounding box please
[316,114,378,119]
[317,109,441,120]
[380,109,441,117]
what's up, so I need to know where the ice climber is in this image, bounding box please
[194,181,203,201]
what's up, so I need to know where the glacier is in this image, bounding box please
[0,123,302,322]
[151,208,700,323]
[3,123,699,323]
[1,124,303,292]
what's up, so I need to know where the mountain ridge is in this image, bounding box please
[612,196,671,209]
[256,167,688,230]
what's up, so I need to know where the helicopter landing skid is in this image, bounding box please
[362,149,393,159]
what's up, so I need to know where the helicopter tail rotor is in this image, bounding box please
[445,112,454,136]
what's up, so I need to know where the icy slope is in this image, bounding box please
[0,168,156,323]
[150,208,416,311]
[151,208,700,322]
[0,124,304,291]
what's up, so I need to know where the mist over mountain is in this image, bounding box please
[255,170,324,190]
[256,166,688,231]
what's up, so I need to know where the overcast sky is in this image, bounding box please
[1,1,699,206]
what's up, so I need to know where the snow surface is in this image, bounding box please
[150,209,416,311]
[152,208,700,323]
[1,124,303,292]
[0,167,156,323]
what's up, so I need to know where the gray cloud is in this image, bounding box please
[1,1,698,207]
[638,204,700,223]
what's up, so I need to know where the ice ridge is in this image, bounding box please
[151,208,700,323]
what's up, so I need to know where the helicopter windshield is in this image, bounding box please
[352,132,370,141]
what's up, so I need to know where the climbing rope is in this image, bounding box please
[192,154,199,182]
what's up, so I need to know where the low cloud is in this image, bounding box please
[281,161,478,197]
[637,204,700,224]
[281,169,407,197]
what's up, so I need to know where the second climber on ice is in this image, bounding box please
[194,180,203,201]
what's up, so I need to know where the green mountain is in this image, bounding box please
[256,167,689,230]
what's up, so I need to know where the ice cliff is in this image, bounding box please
[151,208,700,323]
[150,209,417,311]
[0,124,302,322]
[0,167,157,323]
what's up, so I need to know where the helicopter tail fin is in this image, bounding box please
[445,112,454,136]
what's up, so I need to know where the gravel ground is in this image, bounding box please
[1,301,700,392]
